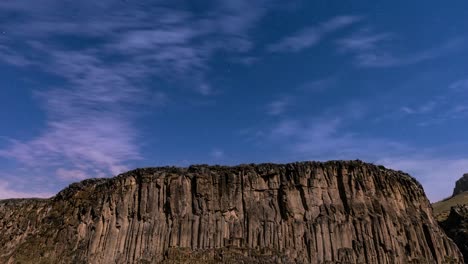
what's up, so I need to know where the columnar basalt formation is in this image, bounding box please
[0,161,463,263]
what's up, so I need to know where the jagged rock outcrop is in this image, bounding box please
[434,173,468,263]
[453,173,468,197]
[439,205,468,264]
[0,161,463,263]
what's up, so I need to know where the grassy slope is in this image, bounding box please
[432,192,468,221]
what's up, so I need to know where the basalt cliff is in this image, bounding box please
[0,161,463,263]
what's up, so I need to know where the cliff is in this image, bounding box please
[439,205,468,263]
[0,161,463,263]
[453,173,468,197]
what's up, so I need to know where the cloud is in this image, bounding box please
[269,117,467,201]
[400,101,437,115]
[196,83,214,96]
[297,77,338,92]
[450,79,468,91]
[378,157,468,202]
[338,29,463,67]
[1,116,141,175]
[267,97,292,116]
[268,15,360,53]
[0,45,148,180]
[0,1,286,197]
[210,149,225,159]
[269,116,406,161]
[55,168,92,181]
[375,77,468,126]
[0,0,281,85]
[0,180,53,200]
[246,100,466,201]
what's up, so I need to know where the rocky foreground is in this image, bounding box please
[0,161,464,263]
[439,205,468,264]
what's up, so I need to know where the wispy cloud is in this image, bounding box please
[268,15,360,53]
[0,0,279,88]
[245,101,467,201]
[373,77,468,127]
[56,169,93,181]
[338,30,392,51]
[210,149,225,159]
[266,97,292,116]
[0,180,53,199]
[338,28,463,67]
[270,116,467,201]
[0,0,282,197]
[297,77,338,92]
[400,101,437,115]
[378,157,468,202]
[450,79,468,91]
[269,116,407,160]
[196,83,215,96]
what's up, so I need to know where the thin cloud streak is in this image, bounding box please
[338,29,464,67]
[450,79,468,91]
[268,15,360,53]
[400,101,437,115]
[267,97,292,116]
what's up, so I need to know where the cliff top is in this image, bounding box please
[1,159,421,204]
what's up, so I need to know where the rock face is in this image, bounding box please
[453,173,468,197]
[0,161,463,263]
[439,205,468,264]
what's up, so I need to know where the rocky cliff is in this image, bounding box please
[0,161,463,263]
[439,205,468,263]
[434,173,468,263]
[453,173,468,197]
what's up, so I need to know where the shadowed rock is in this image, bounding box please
[0,160,463,263]
[434,173,468,263]
[439,205,468,264]
[453,173,468,197]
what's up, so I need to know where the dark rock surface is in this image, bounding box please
[439,205,468,264]
[453,173,468,197]
[0,161,463,263]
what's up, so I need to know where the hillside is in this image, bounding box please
[433,192,468,221]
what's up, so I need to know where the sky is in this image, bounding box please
[0,0,467,202]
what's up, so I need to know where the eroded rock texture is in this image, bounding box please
[0,161,463,263]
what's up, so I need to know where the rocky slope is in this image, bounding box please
[0,161,463,263]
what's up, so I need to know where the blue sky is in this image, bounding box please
[0,0,467,201]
